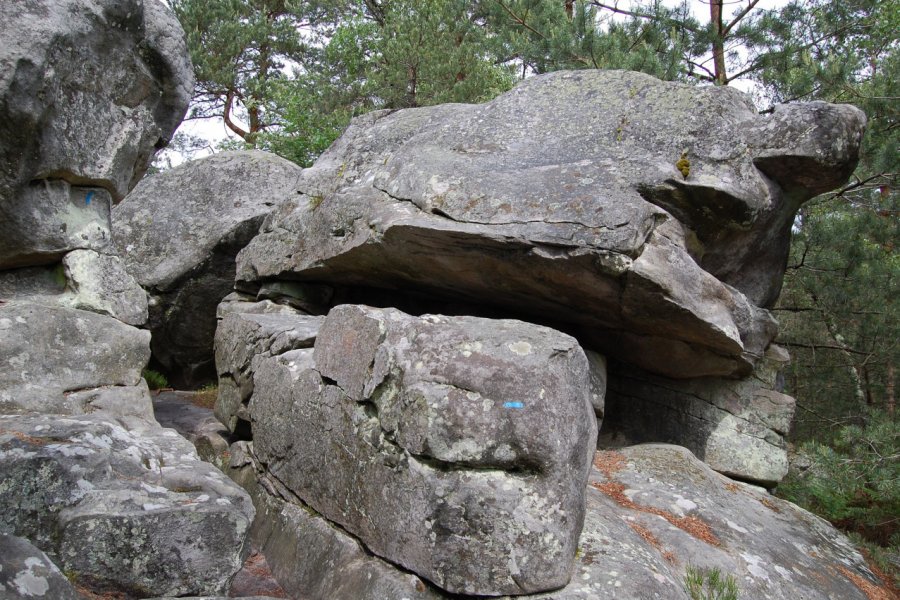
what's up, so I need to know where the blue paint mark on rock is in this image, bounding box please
[503,401,525,409]
[85,191,94,205]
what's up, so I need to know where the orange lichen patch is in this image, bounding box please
[593,450,627,479]
[860,549,900,598]
[0,429,50,445]
[759,496,782,513]
[663,550,678,564]
[670,514,720,547]
[724,482,741,493]
[837,566,898,600]
[591,481,721,547]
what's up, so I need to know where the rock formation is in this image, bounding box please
[209,69,881,599]
[218,305,598,595]
[0,1,255,597]
[235,70,865,381]
[227,441,887,599]
[113,151,305,387]
[1,0,884,596]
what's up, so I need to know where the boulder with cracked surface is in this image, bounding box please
[0,0,193,269]
[223,441,887,600]
[0,249,148,326]
[226,441,445,600]
[214,303,322,437]
[0,301,150,414]
[235,70,865,380]
[243,304,597,595]
[113,151,306,387]
[600,345,795,485]
[0,412,255,598]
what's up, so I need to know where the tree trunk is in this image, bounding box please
[709,0,727,85]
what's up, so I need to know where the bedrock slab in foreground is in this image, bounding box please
[226,443,887,600]
[236,69,865,379]
[238,304,598,595]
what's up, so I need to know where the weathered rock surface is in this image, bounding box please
[0,533,81,600]
[0,412,254,598]
[0,250,148,326]
[224,442,887,600]
[572,445,887,600]
[215,304,322,437]
[235,70,865,379]
[152,390,232,467]
[236,304,597,595]
[0,301,150,414]
[228,442,445,600]
[113,151,305,387]
[0,0,193,268]
[601,345,795,485]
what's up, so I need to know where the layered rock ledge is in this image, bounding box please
[235,70,865,380]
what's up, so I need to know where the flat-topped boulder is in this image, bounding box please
[219,304,598,595]
[235,70,864,380]
[0,301,150,414]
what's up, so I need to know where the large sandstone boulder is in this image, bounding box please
[0,301,150,414]
[235,70,865,380]
[0,412,254,598]
[224,443,888,600]
[601,345,796,485]
[0,0,193,269]
[113,151,305,387]
[228,443,444,600]
[217,304,598,595]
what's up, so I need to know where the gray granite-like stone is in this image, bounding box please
[113,151,305,387]
[0,412,254,598]
[235,70,864,379]
[0,301,150,414]
[214,308,323,436]
[248,304,597,595]
[0,0,193,268]
[600,345,795,485]
[0,533,81,600]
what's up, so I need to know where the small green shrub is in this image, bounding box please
[683,565,739,600]
[142,369,168,390]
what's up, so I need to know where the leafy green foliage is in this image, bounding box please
[683,565,739,600]
[142,369,169,390]
[778,409,899,547]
